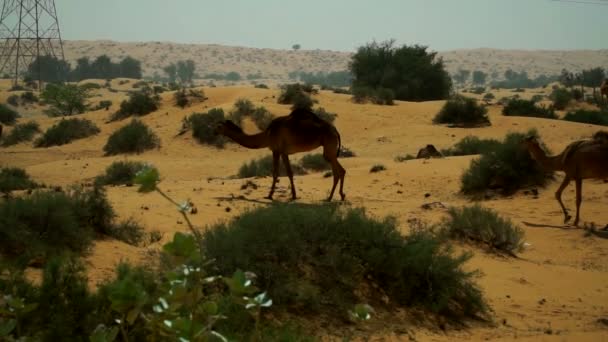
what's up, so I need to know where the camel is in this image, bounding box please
[416,144,442,159]
[601,79,608,104]
[523,135,608,226]
[215,108,346,201]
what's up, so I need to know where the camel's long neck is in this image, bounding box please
[223,129,269,149]
[527,145,563,172]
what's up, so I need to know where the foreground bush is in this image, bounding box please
[0,103,19,125]
[563,109,608,126]
[35,118,100,147]
[442,136,501,156]
[0,121,40,146]
[461,130,552,197]
[183,108,227,147]
[202,204,487,319]
[109,90,160,121]
[237,155,306,178]
[0,167,39,193]
[502,99,557,119]
[95,160,147,186]
[433,96,490,127]
[299,153,330,171]
[351,86,395,105]
[441,205,524,255]
[103,119,160,155]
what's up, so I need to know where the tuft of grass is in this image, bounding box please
[103,119,160,155]
[95,160,147,186]
[1,121,40,146]
[460,129,552,197]
[202,204,488,320]
[107,218,146,246]
[563,109,608,126]
[370,164,386,173]
[502,99,557,119]
[339,146,356,158]
[442,136,501,156]
[433,96,490,127]
[237,155,306,178]
[0,103,19,125]
[35,118,100,147]
[395,154,416,162]
[299,153,329,171]
[0,167,39,193]
[441,204,524,255]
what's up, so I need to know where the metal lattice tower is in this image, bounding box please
[0,0,64,87]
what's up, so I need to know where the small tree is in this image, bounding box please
[163,63,177,83]
[40,84,90,117]
[453,69,471,85]
[292,44,301,51]
[177,60,196,84]
[472,71,487,86]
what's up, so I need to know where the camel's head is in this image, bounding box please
[214,120,241,136]
[522,135,541,156]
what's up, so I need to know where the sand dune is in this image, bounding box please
[1,79,608,340]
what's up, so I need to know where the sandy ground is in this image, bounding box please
[61,40,608,81]
[1,79,608,341]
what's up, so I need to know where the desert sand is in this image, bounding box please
[1,78,608,341]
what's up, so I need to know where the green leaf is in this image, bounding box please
[200,300,218,315]
[89,325,119,342]
[126,308,140,325]
[0,319,16,336]
[133,166,159,193]
[162,232,200,263]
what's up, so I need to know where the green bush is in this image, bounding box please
[20,91,38,104]
[482,93,495,103]
[254,83,269,89]
[461,130,552,197]
[299,153,329,171]
[433,96,490,127]
[202,204,487,320]
[40,83,90,117]
[250,106,275,131]
[7,94,20,106]
[563,109,608,126]
[185,108,228,147]
[442,136,501,156]
[228,98,255,126]
[35,118,100,147]
[278,83,316,109]
[441,205,524,255]
[370,164,386,173]
[95,160,147,186]
[174,88,189,108]
[110,90,160,121]
[0,167,39,193]
[549,88,573,110]
[313,106,337,124]
[0,103,19,125]
[468,87,485,95]
[94,100,112,111]
[103,119,160,155]
[351,86,395,105]
[502,99,557,119]
[237,155,306,178]
[1,121,40,146]
[107,218,146,246]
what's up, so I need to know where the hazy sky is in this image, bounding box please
[58,0,608,51]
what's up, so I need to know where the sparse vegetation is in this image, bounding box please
[40,84,91,117]
[442,136,501,156]
[370,164,386,172]
[502,99,557,119]
[278,83,317,110]
[549,87,573,110]
[250,106,275,131]
[313,106,337,123]
[482,93,495,104]
[0,121,40,146]
[183,108,228,147]
[103,119,159,155]
[237,155,306,178]
[0,167,39,193]
[35,118,100,147]
[109,89,160,121]
[0,103,19,125]
[461,130,552,197]
[441,205,524,255]
[95,160,147,186]
[563,109,608,126]
[299,153,330,171]
[395,154,416,162]
[433,95,490,127]
[174,87,206,108]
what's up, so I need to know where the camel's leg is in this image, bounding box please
[266,151,280,200]
[573,178,582,227]
[281,154,297,200]
[337,160,346,201]
[555,176,571,223]
[324,154,346,201]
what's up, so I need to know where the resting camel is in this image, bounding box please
[215,108,346,201]
[523,135,608,226]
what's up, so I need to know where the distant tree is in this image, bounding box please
[163,63,177,83]
[453,69,470,85]
[292,44,301,51]
[581,67,605,96]
[91,55,114,79]
[225,71,241,82]
[349,40,452,101]
[472,70,487,85]
[119,56,142,79]
[26,55,71,84]
[177,59,196,84]
[41,84,90,116]
[559,69,575,89]
[71,57,93,81]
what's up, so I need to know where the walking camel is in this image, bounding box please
[523,135,608,226]
[215,108,346,201]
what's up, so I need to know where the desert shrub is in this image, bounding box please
[512,88,525,93]
[95,160,147,186]
[103,119,160,155]
[502,99,557,119]
[550,87,573,110]
[40,83,90,117]
[563,109,608,126]
[35,118,99,147]
[571,88,583,101]
[1,121,40,146]
[20,91,38,104]
[278,83,317,109]
[482,93,495,104]
[371,87,395,105]
[370,164,386,172]
[94,100,112,110]
[299,153,329,171]
[7,94,20,106]
[433,96,490,127]
[461,129,552,197]
[254,83,269,89]
[184,108,228,147]
[8,84,26,91]
[107,218,145,246]
[313,106,337,123]
[153,85,167,94]
[132,81,148,89]
[0,103,19,125]
[110,90,160,121]
[0,167,39,193]
[339,146,356,157]
[229,98,255,125]
[395,154,416,162]
[442,136,501,156]
[290,91,314,110]
[530,94,544,102]
[237,155,306,178]
[202,204,488,319]
[250,106,275,131]
[351,85,373,104]
[441,205,524,255]
[468,87,485,95]
[174,88,189,108]
[332,88,351,95]
[80,82,102,90]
